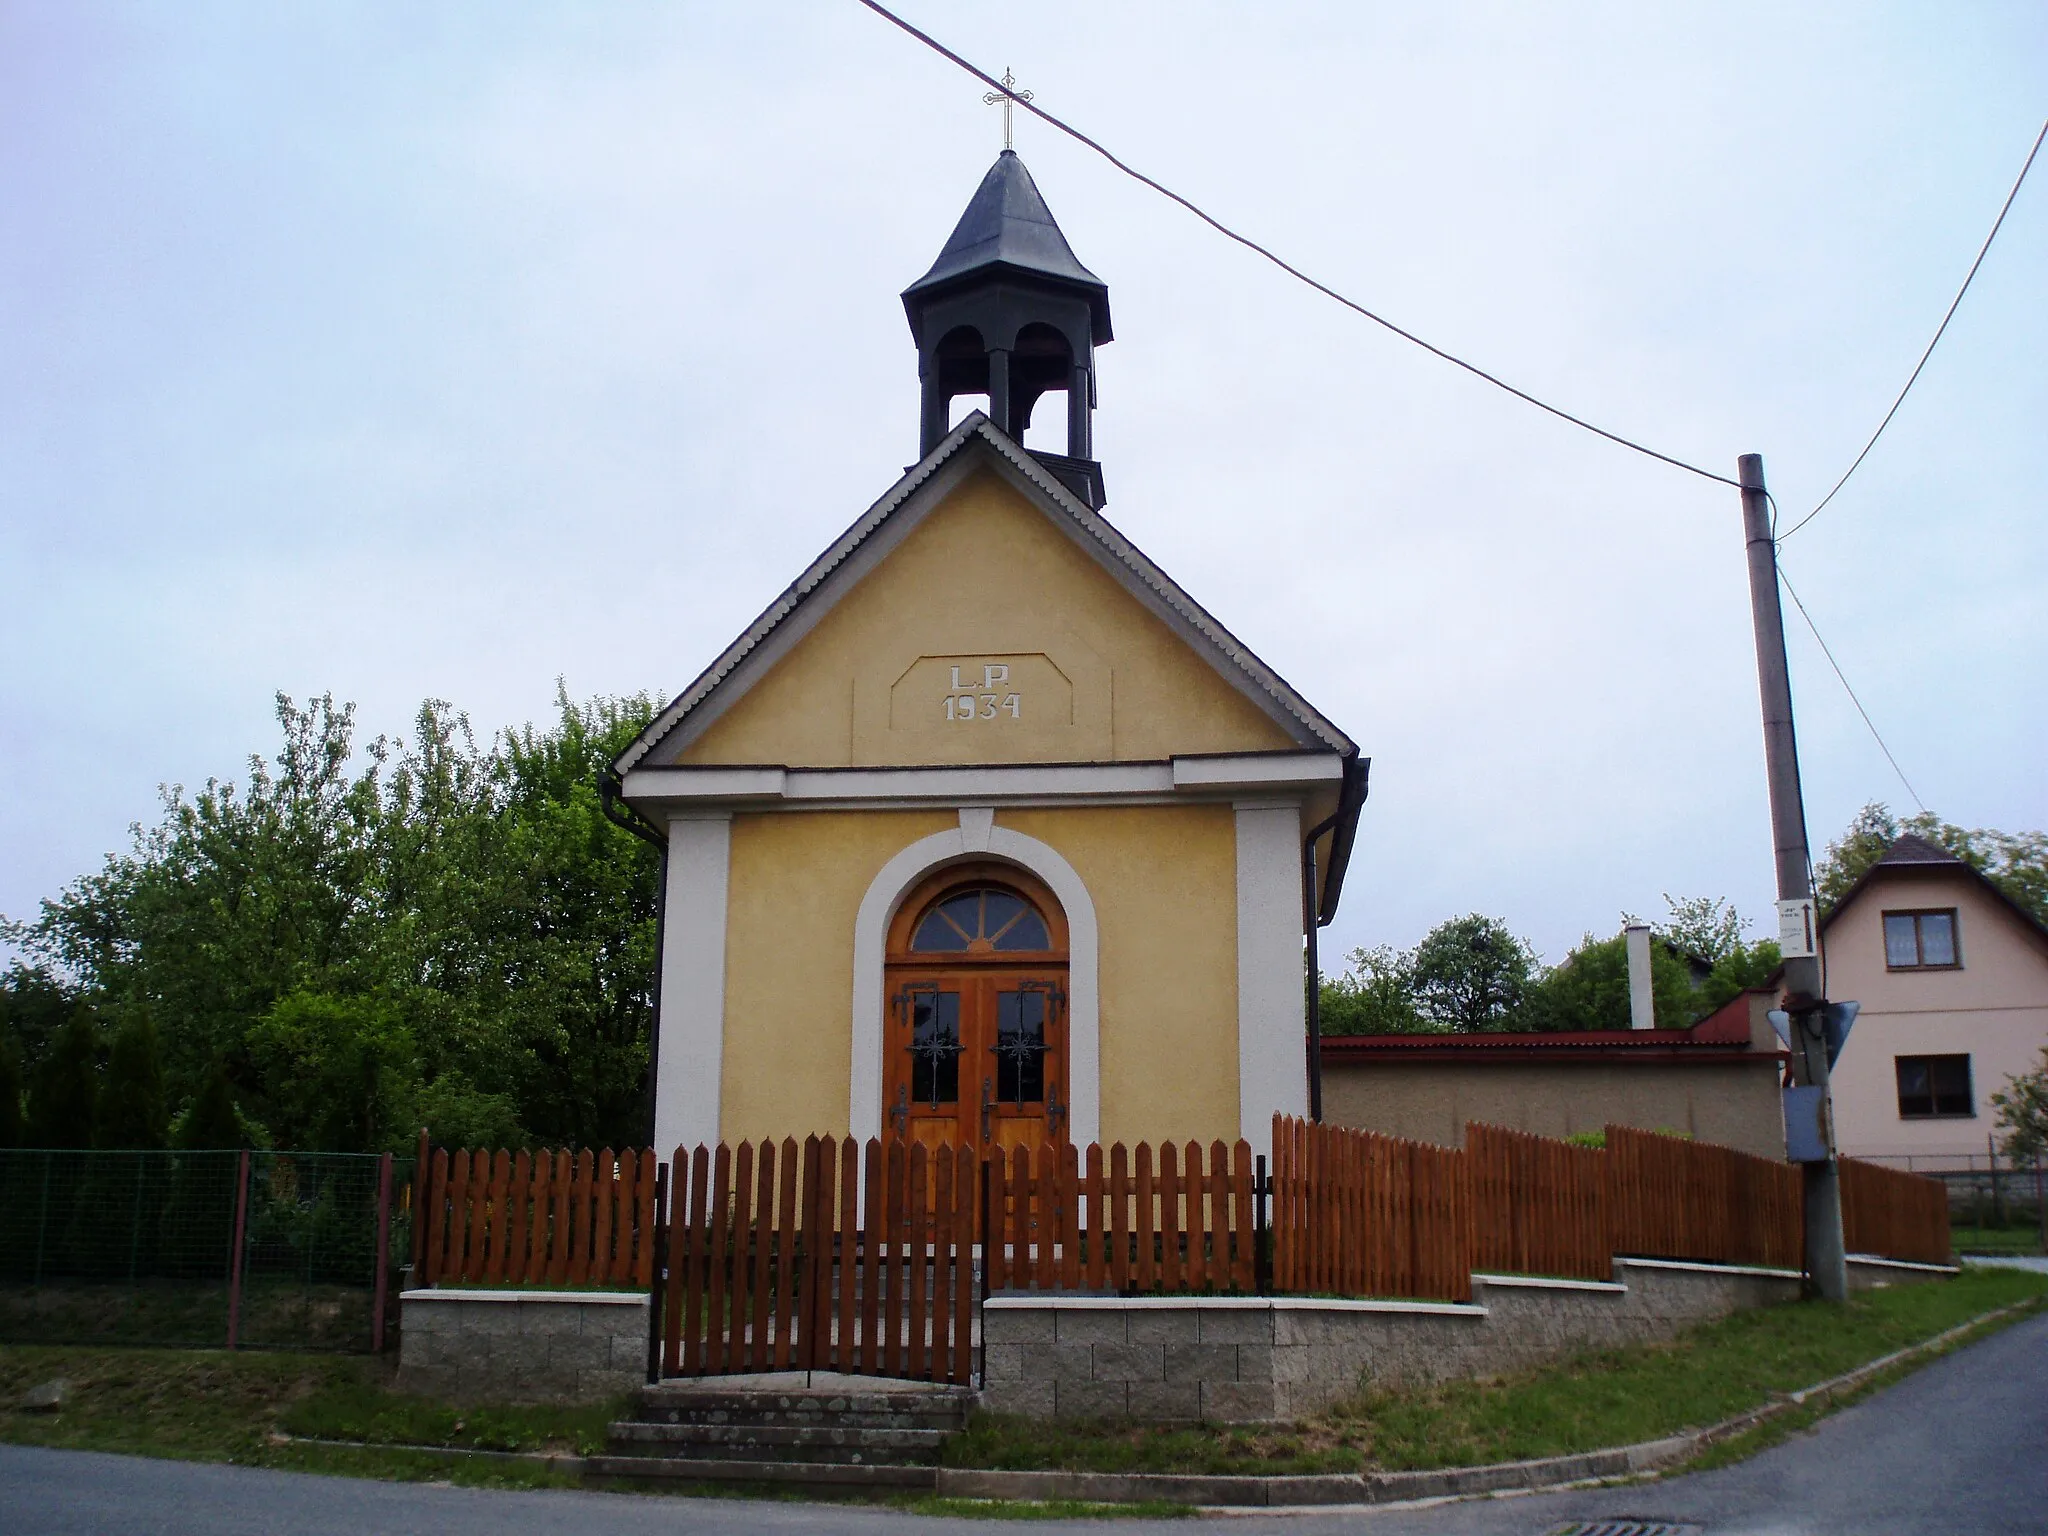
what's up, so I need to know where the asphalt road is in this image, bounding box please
[5,1310,2044,1536]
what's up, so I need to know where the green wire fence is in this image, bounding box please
[0,1148,412,1353]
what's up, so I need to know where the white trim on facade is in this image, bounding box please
[1235,803,1308,1157]
[653,814,733,1159]
[621,753,1342,812]
[1174,754,1344,790]
[850,813,1101,1148]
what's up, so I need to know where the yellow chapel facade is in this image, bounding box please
[615,153,1366,1165]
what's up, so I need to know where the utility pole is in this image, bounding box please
[1739,453,1848,1301]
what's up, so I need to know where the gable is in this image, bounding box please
[662,463,1302,769]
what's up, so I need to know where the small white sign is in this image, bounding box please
[1777,898,1817,959]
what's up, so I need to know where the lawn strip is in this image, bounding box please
[945,1266,2048,1477]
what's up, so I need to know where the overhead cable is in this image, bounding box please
[1780,116,2048,542]
[1777,563,1927,812]
[854,0,1741,491]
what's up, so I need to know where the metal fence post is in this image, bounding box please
[226,1149,252,1350]
[1254,1154,1271,1296]
[33,1153,52,1289]
[410,1128,430,1276]
[371,1152,394,1354]
[646,1162,670,1386]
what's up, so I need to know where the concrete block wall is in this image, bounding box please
[397,1289,648,1402]
[981,1253,1951,1423]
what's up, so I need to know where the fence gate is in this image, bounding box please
[658,1136,977,1385]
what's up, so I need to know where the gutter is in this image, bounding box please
[601,769,670,1149]
[1301,755,1372,1122]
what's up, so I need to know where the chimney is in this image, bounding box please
[1625,924,1656,1031]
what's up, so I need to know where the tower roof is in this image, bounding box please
[903,152,1112,342]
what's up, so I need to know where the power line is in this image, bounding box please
[1779,116,2048,542]
[854,0,1741,492]
[1777,562,1926,812]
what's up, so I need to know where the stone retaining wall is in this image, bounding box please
[981,1253,1952,1422]
[397,1289,648,1402]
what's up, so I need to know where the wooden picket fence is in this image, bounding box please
[661,1136,977,1385]
[1606,1124,1803,1271]
[1840,1156,1952,1267]
[985,1139,1259,1294]
[1465,1122,1610,1282]
[1270,1116,1473,1302]
[418,1146,658,1288]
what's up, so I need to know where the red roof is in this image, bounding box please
[1319,990,1781,1066]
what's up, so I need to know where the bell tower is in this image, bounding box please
[902,151,1113,507]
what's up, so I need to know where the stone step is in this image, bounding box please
[635,1376,973,1431]
[585,1454,938,1492]
[630,1417,966,1441]
[606,1420,949,1465]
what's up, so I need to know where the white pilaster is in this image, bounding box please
[1235,802,1308,1157]
[654,813,733,1160]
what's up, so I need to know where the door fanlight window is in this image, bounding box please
[885,866,1069,1155]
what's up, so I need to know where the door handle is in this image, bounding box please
[980,1077,994,1146]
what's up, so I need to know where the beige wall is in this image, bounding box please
[1822,868,2048,1163]
[719,808,955,1145]
[716,802,1244,1149]
[1000,805,1241,1148]
[1321,1060,1787,1161]
[670,468,1298,769]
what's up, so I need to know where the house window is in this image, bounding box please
[1895,1054,1973,1118]
[1883,909,1959,969]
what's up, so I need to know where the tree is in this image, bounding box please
[0,1033,22,1148]
[1654,895,1780,1020]
[173,1058,250,1150]
[26,1010,99,1149]
[1992,1047,2048,1165]
[1657,895,1748,967]
[97,1011,168,1149]
[1319,945,1435,1035]
[0,965,77,1073]
[3,685,663,1152]
[1817,803,2048,925]
[1409,915,1536,1032]
[1521,930,1700,1032]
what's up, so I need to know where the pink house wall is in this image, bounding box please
[1823,866,2048,1166]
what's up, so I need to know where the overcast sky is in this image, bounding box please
[3,2,2042,971]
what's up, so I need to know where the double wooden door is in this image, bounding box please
[884,867,1069,1159]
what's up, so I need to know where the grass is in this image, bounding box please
[0,1346,615,1491]
[0,1278,376,1352]
[945,1264,2048,1477]
[6,1267,2043,1510]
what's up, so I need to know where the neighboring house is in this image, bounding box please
[1822,833,2048,1169]
[1319,990,1788,1160]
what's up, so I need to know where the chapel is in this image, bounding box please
[613,150,1367,1164]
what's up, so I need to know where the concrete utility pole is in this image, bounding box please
[1739,453,1848,1301]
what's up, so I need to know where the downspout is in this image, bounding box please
[602,768,669,1150]
[1302,756,1371,1124]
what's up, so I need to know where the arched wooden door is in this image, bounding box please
[884,863,1069,1158]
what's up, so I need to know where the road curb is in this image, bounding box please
[934,1296,2042,1509]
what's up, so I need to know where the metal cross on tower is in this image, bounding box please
[983,67,1032,151]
